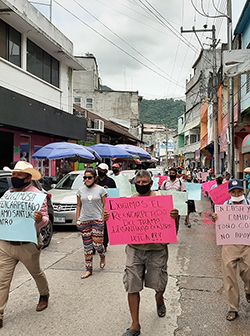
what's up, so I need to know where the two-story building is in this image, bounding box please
[73,54,142,139]
[0,0,86,169]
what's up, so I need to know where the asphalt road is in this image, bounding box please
[2,198,250,335]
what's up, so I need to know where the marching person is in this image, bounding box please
[184,175,196,228]
[96,163,116,252]
[212,179,250,321]
[111,163,121,176]
[122,170,179,336]
[0,161,50,329]
[160,167,185,192]
[76,168,107,279]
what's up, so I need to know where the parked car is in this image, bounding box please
[0,170,54,248]
[49,171,84,226]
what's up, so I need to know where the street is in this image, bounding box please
[3,198,250,336]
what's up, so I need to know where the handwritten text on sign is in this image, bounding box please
[215,205,250,245]
[0,191,46,244]
[106,196,176,245]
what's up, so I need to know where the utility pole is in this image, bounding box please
[181,25,219,174]
[227,0,235,177]
[165,126,169,170]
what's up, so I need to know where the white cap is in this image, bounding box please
[97,163,109,171]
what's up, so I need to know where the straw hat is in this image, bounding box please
[4,161,41,180]
[244,167,250,173]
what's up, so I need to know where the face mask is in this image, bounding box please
[112,169,119,174]
[98,171,106,178]
[11,177,30,189]
[187,179,192,183]
[170,175,176,181]
[231,195,245,203]
[135,183,151,195]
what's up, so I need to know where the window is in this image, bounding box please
[0,19,21,67]
[190,134,197,144]
[86,98,93,109]
[74,97,81,106]
[27,39,59,87]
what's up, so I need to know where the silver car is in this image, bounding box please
[49,171,85,226]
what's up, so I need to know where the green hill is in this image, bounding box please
[140,98,185,129]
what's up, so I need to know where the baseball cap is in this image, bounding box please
[97,163,109,171]
[228,179,244,192]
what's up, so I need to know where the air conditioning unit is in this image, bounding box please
[93,119,104,132]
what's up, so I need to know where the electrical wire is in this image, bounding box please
[71,0,182,87]
[191,0,229,19]
[53,0,185,89]
[212,0,227,16]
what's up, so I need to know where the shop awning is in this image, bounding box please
[242,134,250,154]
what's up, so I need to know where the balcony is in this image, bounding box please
[183,142,200,154]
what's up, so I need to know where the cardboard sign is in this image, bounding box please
[106,188,120,198]
[208,182,230,205]
[0,192,46,244]
[158,176,168,188]
[151,177,160,191]
[161,190,188,215]
[106,196,176,245]
[215,205,250,245]
[186,183,202,200]
[112,175,132,197]
[202,180,216,192]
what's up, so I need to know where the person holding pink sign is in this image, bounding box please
[122,170,179,336]
[212,179,250,321]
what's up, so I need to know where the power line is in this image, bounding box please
[191,0,229,19]
[53,0,185,89]
[72,0,182,87]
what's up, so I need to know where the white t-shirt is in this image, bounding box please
[77,184,107,222]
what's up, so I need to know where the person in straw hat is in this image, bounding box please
[0,161,50,329]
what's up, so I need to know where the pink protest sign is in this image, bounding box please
[208,182,230,205]
[158,176,168,188]
[106,196,176,245]
[215,205,250,245]
[202,180,216,192]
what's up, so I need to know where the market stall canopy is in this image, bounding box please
[116,144,151,160]
[242,134,250,154]
[32,142,98,162]
[90,144,133,159]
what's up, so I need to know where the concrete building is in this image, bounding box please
[0,0,86,170]
[73,54,142,139]
[181,49,220,168]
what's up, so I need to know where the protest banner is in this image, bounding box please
[151,177,160,191]
[112,175,132,197]
[161,190,188,215]
[106,196,176,245]
[202,180,216,192]
[0,191,46,244]
[215,205,250,245]
[201,172,209,182]
[208,182,230,205]
[158,176,168,188]
[186,183,202,200]
[107,188,120,198]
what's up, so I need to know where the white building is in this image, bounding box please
[0,0,86,169]
[73,54,142,139]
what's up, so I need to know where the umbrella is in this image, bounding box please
[90,144,133,159]
[32,142,97,162]
[116,144,151,160]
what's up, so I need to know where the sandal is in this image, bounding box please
[156,302,166,317]
[81,271,92,279]
[100,256,106,269]
[122,328,141,336]
[226,311,238,321]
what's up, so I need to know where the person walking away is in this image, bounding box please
[76,168,107,279]
[212,179,250,321]
[0,161,50,329]
[96,163,116,252]
[184,175,196,228]
[119,170,179,336]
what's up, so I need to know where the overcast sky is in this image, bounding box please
[32,0,246,100]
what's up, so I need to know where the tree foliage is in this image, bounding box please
[140,98,185,129]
